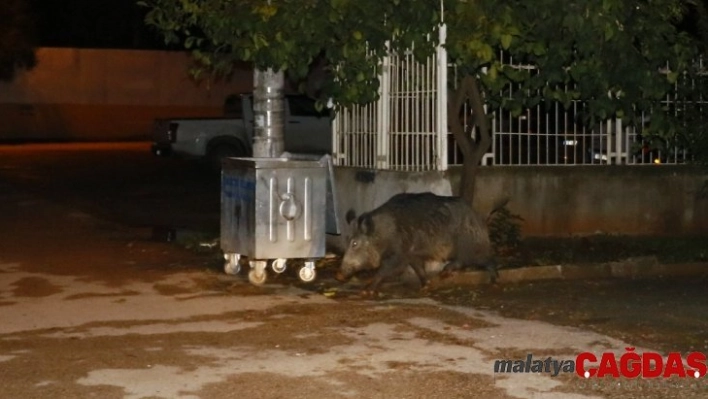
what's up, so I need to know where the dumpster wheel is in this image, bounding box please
[272,258,288,274]
[298,261,317,283]
[248,260,268,285]
[224,253,241,275]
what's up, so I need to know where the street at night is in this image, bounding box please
[3,0,708,396]
[0,142,706,398]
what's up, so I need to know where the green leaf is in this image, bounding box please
[501,34,512,50]
[478,44,493,62]
[667,71,679,84]
[184,36,195,49]
[533,42,546,56]
[487,64,498,81]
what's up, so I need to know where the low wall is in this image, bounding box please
[332,165,708,244]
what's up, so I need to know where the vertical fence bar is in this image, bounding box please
[615,118,624,164]
[437,23,448,170]
[377,50,391,169]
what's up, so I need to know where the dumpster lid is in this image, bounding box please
[223,157,322,169]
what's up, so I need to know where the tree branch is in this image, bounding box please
[447,73,493,204]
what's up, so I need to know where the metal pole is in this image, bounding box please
[251,0,284,158]
[252,68,285,158]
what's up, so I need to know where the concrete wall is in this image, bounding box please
[0,48,253,141]
[332,165,708,243]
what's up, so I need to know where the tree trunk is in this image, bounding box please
[252,69,285,158]
[447,74,492,206]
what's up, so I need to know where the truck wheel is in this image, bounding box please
[207,143,246,173]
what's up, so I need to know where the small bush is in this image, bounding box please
[487,205,524,255]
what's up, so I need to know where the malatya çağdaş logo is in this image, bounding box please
[494,348,707,379]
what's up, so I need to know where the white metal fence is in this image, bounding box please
[333,39,700,170]
[447,53,701,167]
[332,27,448,171]
[447,102,667,167]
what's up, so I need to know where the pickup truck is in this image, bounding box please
[151,94,332,171]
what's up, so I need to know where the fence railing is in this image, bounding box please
[334,43,700,170]
[332,27,448,172]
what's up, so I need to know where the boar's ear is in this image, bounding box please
[358,214,375,235]
[345,209,357,225]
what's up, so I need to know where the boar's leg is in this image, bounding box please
[439,260,462,279]
[480,259,499,283]
[363,254,409,295]
[408,258,428,289]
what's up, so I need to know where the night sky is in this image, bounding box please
[30,0,172,50]
[26,0,708,51]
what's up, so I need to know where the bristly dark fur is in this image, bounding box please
[339,192,498,294]
[345,208,357,225]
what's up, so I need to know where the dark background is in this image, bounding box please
[30,0,172,50]
[28,0,708,51]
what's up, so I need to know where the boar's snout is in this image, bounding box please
[336,255,361,282]
[335,271,349,282]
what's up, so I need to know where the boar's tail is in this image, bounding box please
[485,196,510,224]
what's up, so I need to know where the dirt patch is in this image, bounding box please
[64,290,141,300]
[552,374,708,399]
[429,276,708,354]
[11,277,64,297]
[0,301,499,398]
[196,371,515,399]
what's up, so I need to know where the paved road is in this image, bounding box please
[0,142,222,231]
[0,142,706,398]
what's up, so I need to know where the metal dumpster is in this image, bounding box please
[220,155,335,285]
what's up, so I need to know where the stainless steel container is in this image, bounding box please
[220,156,329,285]
[221,156,326,258]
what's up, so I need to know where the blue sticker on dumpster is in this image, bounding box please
[223,176,256,201]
